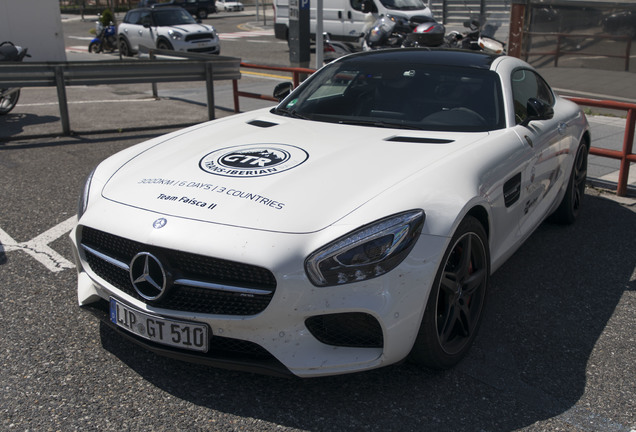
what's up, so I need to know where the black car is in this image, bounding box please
[155,0,216,19]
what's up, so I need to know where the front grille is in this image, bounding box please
[80,226,276,316]
[187,46,219,53]
[185,33,214,42]
[305,313,384,348]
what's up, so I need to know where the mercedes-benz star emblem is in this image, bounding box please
[129,252,168,301]
[153,218,167,229]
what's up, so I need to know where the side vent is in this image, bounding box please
[503,173,522,207]
[385,136,454,144]
[248,120,278,128]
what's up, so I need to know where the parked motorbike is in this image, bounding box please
[0,41,30,115]
[445,19,505,54]
[89,19,117,53]
[363,14,445,50]
[323,33,358,63]
[403,17,446,48]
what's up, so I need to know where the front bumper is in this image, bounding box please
[70,206,446,377]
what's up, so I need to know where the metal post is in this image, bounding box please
[508,0,527,59]
[150,51,158,99]
[617,108,635,196]
[54,66,71,136]
[205,62,215,120]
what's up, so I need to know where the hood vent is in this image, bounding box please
[248,120,278,128]
[385,136,454,144]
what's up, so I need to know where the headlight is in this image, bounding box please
[305,210,425,287]
[77,168,95,220]
[168,30,183,40]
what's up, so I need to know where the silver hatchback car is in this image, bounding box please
[118,6,220,56]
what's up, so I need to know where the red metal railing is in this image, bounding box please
[231,66,634,196]
[567,97,636,197]
[232,63,315,113]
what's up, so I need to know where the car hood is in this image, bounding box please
[101,110,488,233]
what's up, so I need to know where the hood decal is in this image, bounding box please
[199,144,308,178]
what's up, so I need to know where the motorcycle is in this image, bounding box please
[363,14,445,50]
[0,41,30,115]
[323,33,358,63]
[445,18,505,54]
[89,19,117,53]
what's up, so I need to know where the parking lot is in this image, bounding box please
[1,11,635,432]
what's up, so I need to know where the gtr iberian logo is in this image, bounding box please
[199,144,308,177]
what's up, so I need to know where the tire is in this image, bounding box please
[197,9,208,19]
[88,41,101,54]
[119,37,132,57]
[0,88,20,115]
[156,39,174,51]
[550,141,588,225]
[409,216,489,370]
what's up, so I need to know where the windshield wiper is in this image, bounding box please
[337,119,423,130]
[274,108,310,120]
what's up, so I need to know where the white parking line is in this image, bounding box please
[0,216,77,273]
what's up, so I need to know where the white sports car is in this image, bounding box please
[70,49,590,377]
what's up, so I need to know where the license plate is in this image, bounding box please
[110,298,209,353]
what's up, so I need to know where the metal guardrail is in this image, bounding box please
[0,54,241,135]
[567,97,636,197]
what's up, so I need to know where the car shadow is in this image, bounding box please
[98,192,635,431]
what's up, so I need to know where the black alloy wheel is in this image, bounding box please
[156,39,174,51]
[410,216,489,369]
[118,38,131,57]
[551,140,588,224]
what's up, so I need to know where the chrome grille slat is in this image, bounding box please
[80,226,276,315]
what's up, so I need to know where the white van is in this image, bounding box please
[274,0,433,42]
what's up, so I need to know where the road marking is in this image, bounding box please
[218,29,274,40]
[0,216,76,273]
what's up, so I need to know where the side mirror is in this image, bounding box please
[521,97,554,126]
[273,82,293,101]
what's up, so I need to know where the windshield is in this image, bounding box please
[153,8,197,26]
[378,0,426,11]
[273,54,505,133]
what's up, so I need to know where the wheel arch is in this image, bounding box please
[465,204,490,239]
[156,36,174,49]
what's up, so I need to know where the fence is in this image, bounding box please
[0,55,241,135]
[524,33,633,71]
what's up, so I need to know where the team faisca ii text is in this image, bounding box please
[139,178,285,210]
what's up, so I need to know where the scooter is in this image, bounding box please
[445,19,505,54]
[89,20,117,53]
[0,41,30,115]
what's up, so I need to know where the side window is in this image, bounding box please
[511,69,554,125]
[126,11,140,24]
[350,0,364,12]
[139,10,152,26]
